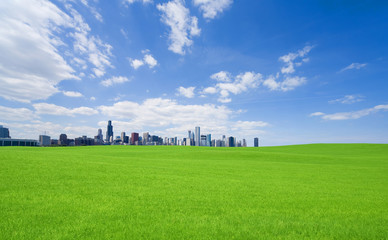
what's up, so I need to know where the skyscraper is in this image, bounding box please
[254,137,259,147]
[143,132,150,145]
[131,132,139,145]
[59,134,67,145]
[195,126,200,146]
[206,134,211,147]
[106,120,113,143]
[228,136,235,147]
[121,132,126,143]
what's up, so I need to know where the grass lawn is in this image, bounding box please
[1,144,387,239]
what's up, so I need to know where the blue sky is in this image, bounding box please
[0,0,387,146]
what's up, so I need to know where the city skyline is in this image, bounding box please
[0,122,253,147]
[0,1,387,146]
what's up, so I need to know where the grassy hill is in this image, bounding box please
[1,144,387,239]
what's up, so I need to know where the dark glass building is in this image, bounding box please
[254,137,259,147]
[106,120,113,143]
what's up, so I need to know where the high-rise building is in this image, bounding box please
[131,132,139,145]
[206,134,212,147]
[195,126,200,146]
[143,132,150,145]
[121,132,126,143]
[59,134,67,145]
[39,135,51,146]
[228,136,235,147]
[188,130,191,140]
[254,137,259,147]
[242,139,247,147]
[106,120,113,143]
[0,125,10,138]
[94,129,103,145]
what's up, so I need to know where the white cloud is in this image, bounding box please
[310,104,388,120]
[143,54,158,68]
[129,51,158,69]
[90,96,96,101]
[176,86,195,98]
[66,6,113,78]
[202,46,312,100]
[202,71,262,103]
[157,0,201,55]
[340,63,367,72]
[0,0,114,103]
[329,95,364,104]
[98,98,268,138]
[33,103,98,116]
[279,45,314,74]
[79,0,103,22]
[100,76,130,87]
[193,0,233,19]
[123,0,152,5]
[210,71,232,82]
[63,91,83,98]
[309,112,325,117]
[0,0,78,103]
[202,87,218,94]
[0,105,36,122]
[129,59,145,70]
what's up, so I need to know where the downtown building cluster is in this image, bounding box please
[0,121,260,147]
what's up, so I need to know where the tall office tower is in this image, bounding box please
[39,135,51,146]
[59,134,67,145]
[242,139,247,147]
[254,137,259,147]
[195,126,200,146]
[188,130,191,140]
[97,129,103,141]
[121,132,126,143]
[106,120,113,143]
[131,132,139,145]
[228,136,235,147]
[0,125,10,138]
[143,132,150,145]
[206,134,212,147]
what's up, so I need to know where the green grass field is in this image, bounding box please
[1,144,387,239]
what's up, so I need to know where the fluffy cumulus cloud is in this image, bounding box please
[33,103,98,116]
[157,0,201,55]
[98,98,269,138]
[200,46,313,101]
[263,75,306,92]
[176,86,196,98]
[340,63,367,72]
[329,95,364,104]
[310,104,388,120]
[63,91,84,98]
[0,0,113,103]
[0,105,36,122]
[201,71,262,103]
[100,76,130,87]
[261,45,313,92]
[193,0,233,19]
[129,50,158,70]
